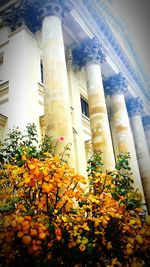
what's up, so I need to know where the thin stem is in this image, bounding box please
[58,182,78,214]
[46,193,49,212]
[29,188,32,204]
[54,188,59,209]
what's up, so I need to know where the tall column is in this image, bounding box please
[40,1,75,165]
[104,73,145,198]
[65,48,87,177]
[73,37,115,171]
[142,115,150,156]
[126,97,150,213]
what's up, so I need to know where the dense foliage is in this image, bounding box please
[0,124,150,267]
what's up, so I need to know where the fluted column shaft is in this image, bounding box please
[73,37,115,171]
[86,63,115,170]
[127,98,150,213]
[104,74,145,199]
[41,3,75,165]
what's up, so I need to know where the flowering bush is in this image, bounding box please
[0,124,150,267]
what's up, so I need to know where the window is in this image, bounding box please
[81,97,89,118]
[40,59,44,84]
[0,53,4,83]
[0,53,3,65]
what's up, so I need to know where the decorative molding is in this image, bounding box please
[0,113,7,127]
[71,0,150,103]
[35,0,72,21]
[103,72,128,96]
[142,115,150,128]
[93,0,149,87]
[0,0,34,32]
[0,81,9,105]
[0,40,9,48]
[126,97,144,117]
[0,0,17,13]
[0,0,72,33]
[8,25,36,40]
[72,37,106,69]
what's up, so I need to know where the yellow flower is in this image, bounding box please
[76,237,81,244]
[61,216,67,222]
[107,241,112,250]
[126,243,133,255]
[82,237,88,244]
[22,154,27,161]
[111,258,122,266]
[136,235,143,244]
[130,219,136,225]
[79,243,86,251]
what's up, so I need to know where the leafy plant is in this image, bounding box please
[0,125,150,267]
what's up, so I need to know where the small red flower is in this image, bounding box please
[59,136,64,141]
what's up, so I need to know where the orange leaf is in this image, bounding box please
[22,235,32,245]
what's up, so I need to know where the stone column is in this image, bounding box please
[142,115,150,156]
[126,97,150,213]
[104,74,145,198]
[73,37,115,171]
[40,1,75,165]
[65,48,87,176]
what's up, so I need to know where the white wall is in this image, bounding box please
[0,26,41,137]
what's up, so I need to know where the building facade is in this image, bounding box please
[0,0,150,212]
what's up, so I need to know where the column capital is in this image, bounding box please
[142,115,150,128]
[126,97,144,117]
[35,0,72,21]
[0,0,28,31]
[73,37,106,69]
[0,0,72,32]
[103,72,128,96]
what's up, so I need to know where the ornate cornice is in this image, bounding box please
[126,97,144,117]
[94,0,150,88]
[72,37,106,69]
[103,72,128,96]
[0,0,38,32]
[70,0,150,104]
[142,115,150,128]
[0,0,72,32]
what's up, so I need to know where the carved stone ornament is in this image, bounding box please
[73,37,106,69]
[35,0,72,20]
[103,72,128,96]
[126,97,144,117]
[0,0,72,32]
[0,0,27,31]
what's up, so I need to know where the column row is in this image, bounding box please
[72,37,149,211]
[38,2,150,212]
